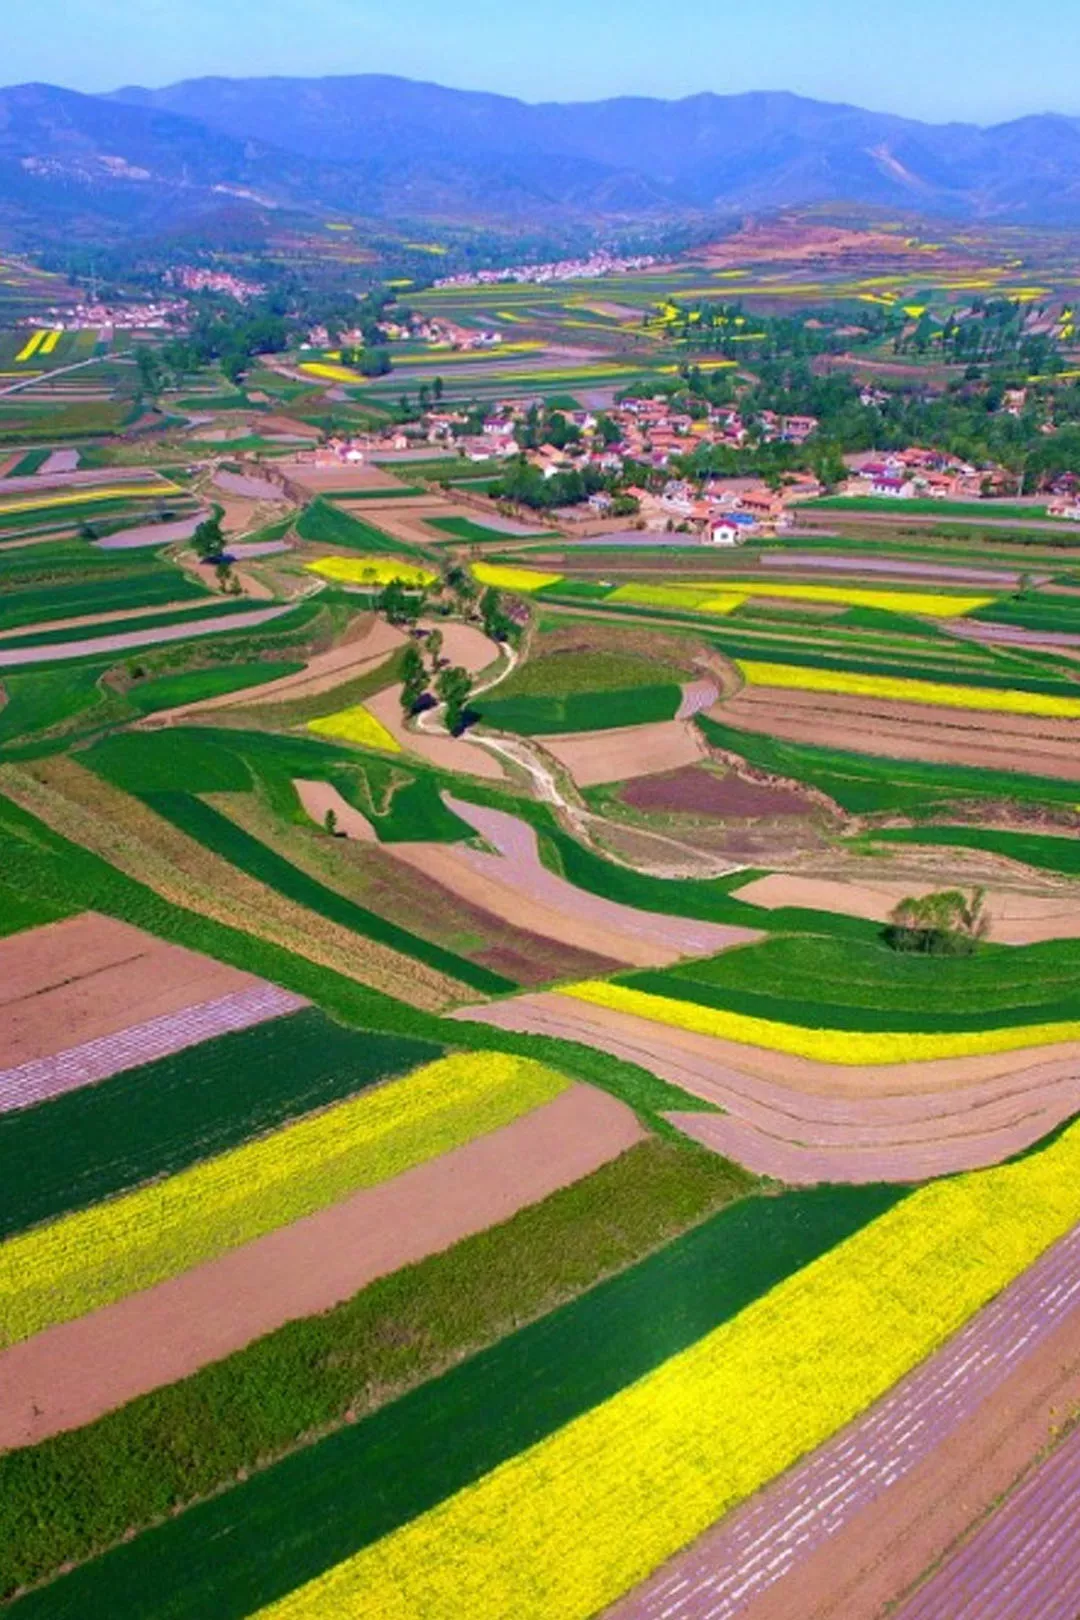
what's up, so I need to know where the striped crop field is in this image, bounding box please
[736,658,1080,718]
[0,481,181,518]
[603,580,993,618]
[206,1118,1080,1620]
[13,331,46,364]
[558,980,1080,1063]
[0,1053,568,1347]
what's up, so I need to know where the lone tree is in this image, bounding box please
[436,665,473,735]
[192,514,225,563]
[324,807,339,837]
[400,641,428,715]
[378,578,425,627]
[427,627,444,670]
[885,887,990,957]
[480,586,512,643]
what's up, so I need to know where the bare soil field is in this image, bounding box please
[735,872,1080,945]
[0,1083,644,1448]
[620,766,818,819]
[0,606,293,670]
[0,914,262,1071]
[715,686,1080,781]
[945,618,1080,650]
[293,779,375,840]
[609,1219,1080,1620]
[213,470,288,503]
[543,719,708,788]
[0,759,472,1012]
[96,514,210,551]
[418,796,758,967]
[890,1415,1080,1620]
[280,463,404,495]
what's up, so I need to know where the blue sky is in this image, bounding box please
[6,0,1080,125]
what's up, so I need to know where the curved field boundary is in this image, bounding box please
[0,1083,644,1450]
[561,980,1080,1064]
[676,679,720,720]
[0,606,293,668]
[608,1220,1080,1620]
[0,984,307,1114]
[440,796,758,964]
[893,1422,1080,1620]
[459,994,1080,1181]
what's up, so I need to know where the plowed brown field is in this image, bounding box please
[714,686,1080,780]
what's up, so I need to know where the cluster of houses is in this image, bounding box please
[165,268,265,301]
[843,448,1013,501]
[432,252,660,289]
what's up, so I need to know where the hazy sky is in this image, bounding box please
[7,0,1079,125]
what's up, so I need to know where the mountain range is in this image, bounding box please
[3,74,1080,244]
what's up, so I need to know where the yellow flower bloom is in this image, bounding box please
[308,704,401,752]
[305,557,436,587]
[559,981,1080,1064]
[472,562,563,592]
[252,1117,1080,1620]
[737,659,1080,719]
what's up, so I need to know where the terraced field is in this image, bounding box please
[3,379,1079,1620]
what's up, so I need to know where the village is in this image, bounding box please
[301,385,1079,540]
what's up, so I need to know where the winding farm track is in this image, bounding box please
[607,1219,1080,1620]
[0,984,307,1114]
[892,1422,1080,1620]
[462,993,1080,1182]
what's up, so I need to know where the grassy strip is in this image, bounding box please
[139,791,515,996]
[623,932,1080,1033]
[0,571,209,633]
[696,712,1080,815]
[805,497,1046,520]
[0,792,701,1128]
[325,487,424,500]
[0,599,264,653]
[1,1178,902,1613]
[0,878,70,937]
[295,499,425,558]
[124,664,305,716]
[865,823,1080,877]
[493,649,685,700]
[478,682,682,734]
[427,516,553,543]
[0,1008,438,1240]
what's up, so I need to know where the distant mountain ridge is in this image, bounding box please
[4,74,1080,243]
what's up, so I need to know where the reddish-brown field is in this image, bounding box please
[0,914,262,1070]
[620,766,817,819]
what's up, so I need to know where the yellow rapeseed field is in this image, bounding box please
[299,361,364,383]
[306,556,436,587]
[737,659,1080,719]
[0,482,178,517]
[472,562,563,592]
[0,1054,568,1347]
[13,330,45,363]
[308,704,401,752]
[39,329,62,355]
[559,981,1080,1064]
[608,581,992,618]
[251,1117,1080,1620]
